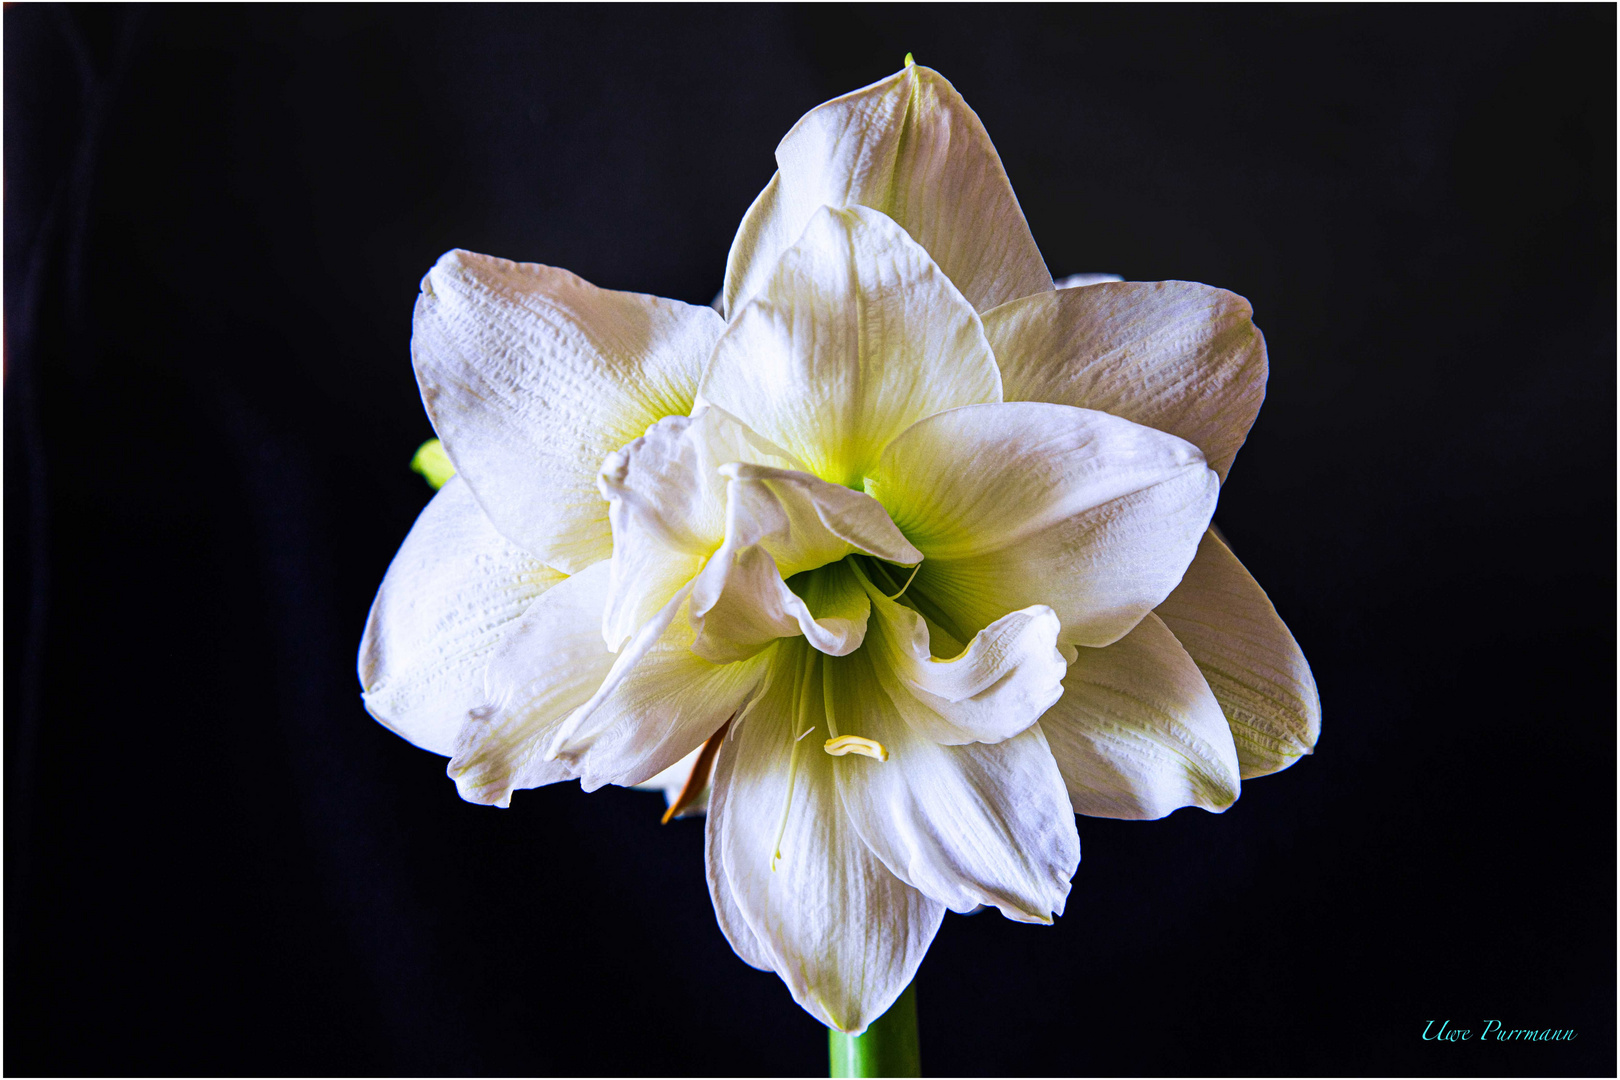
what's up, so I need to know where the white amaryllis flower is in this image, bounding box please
[359,60,1319,1033]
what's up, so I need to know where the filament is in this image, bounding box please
[770,645,819,872]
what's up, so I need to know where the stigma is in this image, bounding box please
[823,735,889,761]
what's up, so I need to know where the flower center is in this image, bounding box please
[765,556,908,870]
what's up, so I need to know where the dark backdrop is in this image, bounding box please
[7,5,1614,1076]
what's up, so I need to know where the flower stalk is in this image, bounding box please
[828,981,920,1078]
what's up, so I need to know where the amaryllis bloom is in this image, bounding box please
[359,60,1319,1033]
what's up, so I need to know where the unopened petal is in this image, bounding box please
[1041,613,1241,819]
[723,62,1051,316]
[359,477,565,756]
[1155,529,1320,778]
[413,249,721,573]
[704,205,1001,489]
[983,281,1268,483]
[869,401,1218,647]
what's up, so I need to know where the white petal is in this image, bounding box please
[359,477,565,755]
[598,408,802,649]
[705,822,775,972]
[718,463,923,577]
[857,569,1067,745]
[691,546,872,662]
[555,591,773,793]
[824,642,1079,922]
[982,281,1268,483]
[723,63,1052,316]
[711,641,945,1034]
[413,249,722,573]
[690,466,921,661]
[1040,613,1241,819]
[1155,530,1320,779]
[447,561,618,806]
[704,205,1001,488]
[869,401,1218,647]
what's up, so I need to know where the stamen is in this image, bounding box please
[887,562,922,601]
[823,735,889,761]
[770,646,819,872]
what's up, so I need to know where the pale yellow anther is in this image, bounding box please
[823,735,889,762]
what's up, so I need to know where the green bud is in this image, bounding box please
[410,438,456,490]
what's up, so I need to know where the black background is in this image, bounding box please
[7,5,1615,1076]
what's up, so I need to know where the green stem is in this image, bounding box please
[828,982,920,1077]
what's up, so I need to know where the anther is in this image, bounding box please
[823,735,889,761]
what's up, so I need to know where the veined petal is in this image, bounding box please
[413,249,722,573]
[706,821,776,972]
[556,592,773,793]
[856,567,1067,745]
[982,281,1268,483]
[447,561,618,806]
[598,407,804,649]
[1040,613,1241,819]
[825,643,1079,922]
[723,62,1052,316]
[690,467,922,661]
[704,205,1002,488]
[711,641,945,1034]
[1155,530,1320,778]
[868,402,1218,647]
[358,477,565,756]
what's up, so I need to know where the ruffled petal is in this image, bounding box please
[723,62,1051,316]
[1155,530,1320,779]
[690,467,921,661]
[551,591,774,793]
[1040,613,1241,819]
[692,548,872,663]
[413,249,722,573]
[704,205,1001,489]
[869,401,1218,647]
[710,641,945,1034]
[597,407,803,649]
[982,281,1267,483]
[856,568,1066,745]
[823,640,1078,922]
[446,561,618,806]
[358,477,565,756]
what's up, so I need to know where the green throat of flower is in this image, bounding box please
[763,553,939,870]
